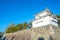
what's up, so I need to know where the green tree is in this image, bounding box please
[57,15,60,27]
[0,32,2,38]
[57,15,60,18]
[6,22,30,33]
[58,20,60,27]
[6,23,16,33]
[29,21,32,28]
[23,22,28,29]
[16,24,23,30]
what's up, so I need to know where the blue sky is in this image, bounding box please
[0,0,60,32]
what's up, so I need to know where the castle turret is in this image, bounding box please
[32,8,59,28]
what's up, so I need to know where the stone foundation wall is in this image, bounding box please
[5,25,60,40]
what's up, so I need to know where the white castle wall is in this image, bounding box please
[35,12,47,19]
[32,8,59,28]
[49,17,58,27]
[32,16,59,28]
[32,16,50,28]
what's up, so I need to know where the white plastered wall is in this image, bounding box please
[49,17,59,27]
[35,12,47,19]
[32,16,50,28]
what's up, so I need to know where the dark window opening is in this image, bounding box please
[52,20,58,24]
[49,36,54,40]
[38,38,44,40]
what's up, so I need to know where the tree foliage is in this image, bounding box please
[6,22,31,33]
[23,22,28,29]
[57,15,60,18]
[58,19,60,27]
[57,15,60,27]
[28,21,32,28]
[0,32,3,38]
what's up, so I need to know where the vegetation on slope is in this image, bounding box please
[6,22,32,33]
[57,15,60,27]
[0,32,3,38]
[57,15,60,18]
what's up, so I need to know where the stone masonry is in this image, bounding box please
[4,25,60,40]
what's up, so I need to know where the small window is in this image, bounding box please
[49,36,54,40]
[52,20,58,24]
[38,38,44,40]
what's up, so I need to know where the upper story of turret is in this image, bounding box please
[32,8,59,28]
[34,8,57,20]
